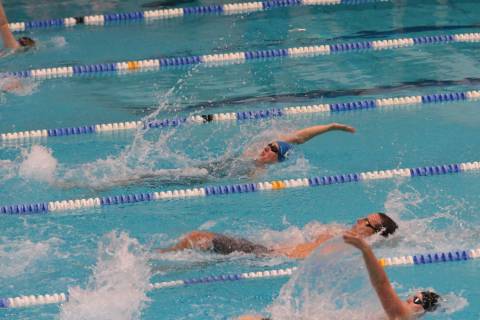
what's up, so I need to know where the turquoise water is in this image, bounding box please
[1,0,480,319]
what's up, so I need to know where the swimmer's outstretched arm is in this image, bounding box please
[343,231,411,320]
[272,233,333,259]
[281,123,355,144]
[0,1,19,50]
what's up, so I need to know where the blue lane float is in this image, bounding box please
[2,245,480,309]
[2,89,479,142]
[4,32,480,81]
[7,0,389,33]
[0,161,479,214]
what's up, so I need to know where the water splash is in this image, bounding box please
[19,145,58,183]
[49,36,67,48]
[0,75,38,96]
[384,182,423,221]
[0,159,16,183]
[0,238,54,278]
[268,237,382,320]
[376,182,480,256]
[59,231,151,320]
[438,292,469,315]
[54,67,212,190]
[256,221,345,249]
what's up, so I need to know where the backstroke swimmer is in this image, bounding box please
[237,231,441,320]
[240,122,355,174]
[55,122,356,190]
[0,1,35,93]
[158,212,396,259]
[142,122,354,181]
[0,1,35,51]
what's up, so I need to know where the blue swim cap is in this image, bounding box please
[276,141,292,162]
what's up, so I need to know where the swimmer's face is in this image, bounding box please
[18,37,35,48]
[406,292,427,314]
[350,213,381,237]
[257,142,279,164]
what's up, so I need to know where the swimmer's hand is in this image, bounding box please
[343,230,368,251]
[331,123,356,133]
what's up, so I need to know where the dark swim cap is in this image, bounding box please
[276,141,292,162]
[421,291,440,312]
[18,37,35,47]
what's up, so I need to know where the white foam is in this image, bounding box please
[0,159,16,182]
[257,221,346,249]
[0,238,52,278]
[268,237,382,319]
[272,157,312,177]
[437,292,469,314]
[19,145,58,183]
[50,36,67,48]
[0,75,38,96]
[198,220,218,230]
[376,183,480,256]
[54,72,212,190]
[59,231,151,320]
[288,28,307,32]
[153,248,224,263]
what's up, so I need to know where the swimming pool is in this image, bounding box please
[1,0,480,318]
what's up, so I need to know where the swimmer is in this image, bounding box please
[0,1,34,93]
[57,122,356,190]
[196,122,356,179]
[237,230,440,320]
[0,1,35,51]
[251,122,355,166]
[342,230,441,319]
[158,212,397,259]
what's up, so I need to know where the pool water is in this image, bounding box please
[1,0,480,319]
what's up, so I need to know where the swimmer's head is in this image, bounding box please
[257,141,291,164]
[276,141,291,162]
[18,36,35,48]
[351,212,398,238]
[407,291,440,314]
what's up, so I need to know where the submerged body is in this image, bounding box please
[55,123,355,190]
[158,212,397,259]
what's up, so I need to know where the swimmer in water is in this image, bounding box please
[342,230,441,319]
[158,212,397,259]
[0,1,35,93]
[57,122,356,190]
[237,230,440,320]
[196,122,356,179]
[0,1,35,51]
[251,122,355,166]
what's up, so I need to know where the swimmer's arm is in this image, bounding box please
[281,123,355,144]
[274,233,333,259]
[344,231,410,319]
[0,2,19,50]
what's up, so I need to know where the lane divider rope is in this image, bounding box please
[1,161,479,215]
[5,32,480,80]
[2,247,479,309]
[8,0,388,33]
[1,89,479,142]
